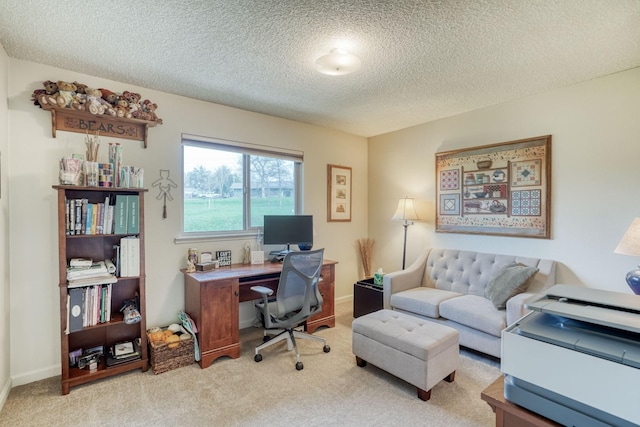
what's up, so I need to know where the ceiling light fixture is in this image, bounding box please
[314,49,361,76]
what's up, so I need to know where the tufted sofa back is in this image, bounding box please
[424,248,555,297]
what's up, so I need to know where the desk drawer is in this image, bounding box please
[239,276,279,302]
[307,265,335,332]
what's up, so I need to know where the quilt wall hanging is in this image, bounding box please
[435,135,551,238]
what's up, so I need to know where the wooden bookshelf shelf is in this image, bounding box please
[41,105,158,148]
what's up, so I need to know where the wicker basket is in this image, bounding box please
[147,329,195,374]
[476,159,492,169]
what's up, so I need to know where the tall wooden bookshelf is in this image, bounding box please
[53,185,148,394]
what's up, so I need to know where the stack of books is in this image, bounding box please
[67,259,117,288]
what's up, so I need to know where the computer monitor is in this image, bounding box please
[263,215,313,253]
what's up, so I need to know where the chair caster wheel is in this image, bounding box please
[254,354,263,362]
[295,362,304,370]
[323,345,331,353]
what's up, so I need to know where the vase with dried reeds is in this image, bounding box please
[356,237,375,278]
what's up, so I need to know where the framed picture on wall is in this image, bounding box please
[435,135,551,238]
[327,164,352,222]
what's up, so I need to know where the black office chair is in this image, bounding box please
[251,249,330,370]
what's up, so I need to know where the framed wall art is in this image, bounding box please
[327,164,352,222]
[435,135,551,238]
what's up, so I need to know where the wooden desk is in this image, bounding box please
[481,376,561,427]
[184,260,337,368]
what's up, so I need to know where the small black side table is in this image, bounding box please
[353,278,383,318]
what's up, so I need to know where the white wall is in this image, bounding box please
[0,44,11,407]
[369,67,640,293]
[6,54,638,391]
[6,59,367,385]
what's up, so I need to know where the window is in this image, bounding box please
[182,134,303,236]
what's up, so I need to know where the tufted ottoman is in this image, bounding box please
[352,309,459,401]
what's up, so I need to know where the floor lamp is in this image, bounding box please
[392,197,419,269]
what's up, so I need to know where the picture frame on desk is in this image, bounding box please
[216,250,232,267]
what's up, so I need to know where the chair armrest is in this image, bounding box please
[382,250,430,309]
[251,286,274,296]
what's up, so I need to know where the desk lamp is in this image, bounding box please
[614,217,640,294]
[392,197,419,269]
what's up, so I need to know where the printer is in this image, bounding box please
[501,284,640,427]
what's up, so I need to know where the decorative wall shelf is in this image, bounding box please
[40,104,158,148]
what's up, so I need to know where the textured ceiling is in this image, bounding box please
[1,0,639,137]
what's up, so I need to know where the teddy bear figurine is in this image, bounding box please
[70,93,86,111]
[73,81,88,95]
[141,99,162,123]
[84,88,117,116]
[99,88,118,106]
[122,91,142,116]
[33,80,60,106]
[115,96,131,118]
[84,88,107,115]
[56,80,78,107]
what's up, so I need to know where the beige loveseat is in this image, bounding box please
[383,248,556,358]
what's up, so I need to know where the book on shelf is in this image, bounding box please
[69,257,93,268]
[120,236,140,277]
[114,195,128,234]
[90,204,98,234]
[67,260,109,280]
[80,198,88,234]
[127,195,139,234]
[67,288,84,334]
[68,198,75,235]
[85,202,93,234]
[114,195,139,234]
[104,196,114,234]
[112,244,121,277]
[67,274,117,289]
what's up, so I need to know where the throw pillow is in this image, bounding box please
[484,263,539,309]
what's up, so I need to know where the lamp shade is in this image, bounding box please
[614,218,640,294]
[615,218,640,256]
[314,49,361,76]
[392,197,419,222]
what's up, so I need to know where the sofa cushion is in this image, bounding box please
[439,295,506,337]
[390,287,462,318]
[484,263,539,309]
[426,248,538,297]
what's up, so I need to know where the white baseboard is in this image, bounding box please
[0,375,11,414]
[336,295,353,304]
[11,364,59,387]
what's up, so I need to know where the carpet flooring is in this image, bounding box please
[0,300,501,426]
